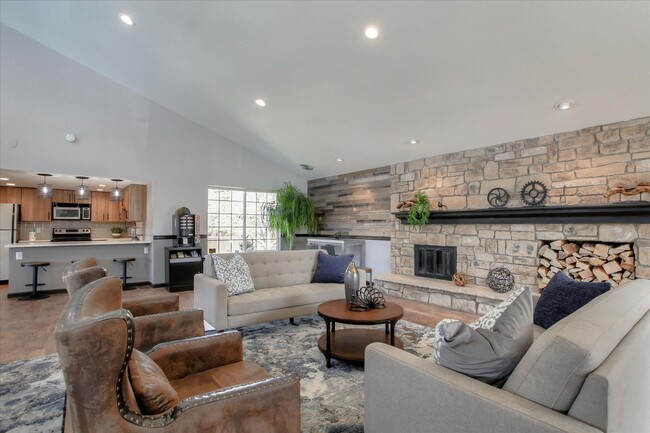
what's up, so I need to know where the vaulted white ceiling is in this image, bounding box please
[1,1,649,179]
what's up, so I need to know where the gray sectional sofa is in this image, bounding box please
[364,278,650,433]
[194,249,364,330]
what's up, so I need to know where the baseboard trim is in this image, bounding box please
[152,283,168,288]
[0,279,7,285]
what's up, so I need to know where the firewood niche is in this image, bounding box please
[537,240,635,290]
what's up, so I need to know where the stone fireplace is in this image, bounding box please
[309,116,650,313]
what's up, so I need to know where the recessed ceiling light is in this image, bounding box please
[255,99,266,107]
[0,177,8,181]
[6,183,15,186]
[120,14,134,26]
[300,164,314,171]
[336,157,344,162]
[97,188,104,191]
[556,101,572,110]
[409,139,419,145]
[99,184,106,187]
[364,25,379,39]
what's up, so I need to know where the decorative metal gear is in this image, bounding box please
[487,187,509,208]
[520,180,548,206]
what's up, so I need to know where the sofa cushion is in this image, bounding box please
[228,283,344,316]
[470,287,528,330]
[503,279,650,413]
[212,252,255,296]
[128,349,179,415]
[534,271,610,329]
[311,251,354,283]
[433,287,533,385]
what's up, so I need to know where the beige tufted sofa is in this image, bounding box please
[194,250,364,330]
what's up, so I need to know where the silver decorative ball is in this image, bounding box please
[487,267,515,293]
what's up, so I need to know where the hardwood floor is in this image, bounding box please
[0,284,477,364]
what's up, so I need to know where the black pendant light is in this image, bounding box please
[36,173,52,199]
[110,178,124,202]
[75,176,89,200]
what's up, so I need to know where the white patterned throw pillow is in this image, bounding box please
[433,318,459,363]
[469,287,526,330]
[211,252,255,296]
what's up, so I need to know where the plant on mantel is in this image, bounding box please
[264,182,318,250]
[406,191,430,228]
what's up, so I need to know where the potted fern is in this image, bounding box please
[407,192,430,228]
[264,182,318,250]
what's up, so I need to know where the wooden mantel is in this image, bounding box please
[394,201,650,225]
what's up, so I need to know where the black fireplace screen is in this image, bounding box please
[414,245,457,281]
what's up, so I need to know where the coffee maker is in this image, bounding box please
[172,207,196,247]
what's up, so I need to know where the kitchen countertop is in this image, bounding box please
[7,238,151,248]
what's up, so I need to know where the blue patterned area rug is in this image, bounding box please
[0,316,436,433]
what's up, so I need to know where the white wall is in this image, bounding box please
[0,24,308,283]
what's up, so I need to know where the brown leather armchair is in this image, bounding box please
[56,277,300,433]
[63,258,180,316]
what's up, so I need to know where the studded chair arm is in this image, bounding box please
[147,331,243,380]
[133,309,204,351]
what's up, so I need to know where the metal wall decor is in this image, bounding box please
[520,180,548,206]
[487,187,509,208]
[487,268,515,293]
[349,286,386,311]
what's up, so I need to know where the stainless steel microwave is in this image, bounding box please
[52,203,91,220]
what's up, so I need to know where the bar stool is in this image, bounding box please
[20,261,50,301]
[113,257,136,291]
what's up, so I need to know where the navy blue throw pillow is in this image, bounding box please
[311,251,354,284]
[534,272,610,329]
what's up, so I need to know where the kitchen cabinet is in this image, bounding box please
[51,189,90,203]
[91,191,122,222]
[0,186,22,204]
[122,184,147,221]
[20,188,51,221]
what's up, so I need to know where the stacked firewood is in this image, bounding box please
[537,240,635,289]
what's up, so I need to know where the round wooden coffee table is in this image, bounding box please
[317,299,404,368]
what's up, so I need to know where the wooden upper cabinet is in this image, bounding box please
[123,184,147,221]
[52,189,90,204]
[91,191,122,222]
[0,186,22,204]
[51,189,75,203]
[20,188,51,221]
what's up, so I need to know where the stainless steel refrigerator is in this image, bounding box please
[0,203,20,282]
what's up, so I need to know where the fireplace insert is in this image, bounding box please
[414,245,457,281]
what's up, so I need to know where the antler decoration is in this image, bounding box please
[349,286,386,311]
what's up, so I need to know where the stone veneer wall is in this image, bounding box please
[391,117,650,291]
[309,166,392,237]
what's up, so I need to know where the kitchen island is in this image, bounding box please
[5,239,151,296]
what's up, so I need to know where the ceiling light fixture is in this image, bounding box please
[75,176,90,200]
[409,139,419,145]
[336,157,344,162]
[36,173,53,199]
[300,164,314,171]
[6,183,15,186]
[98,184,106,187]
[110,178,124,201]
[0,177,8,181]
[120,14,134,26]
[364,25,379,39]
[556,101,572,110]
[255,99,266,107]
[97,189,104,192]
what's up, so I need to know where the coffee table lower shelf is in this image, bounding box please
[317,328,404,366]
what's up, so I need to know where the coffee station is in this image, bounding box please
[164,207,203,292]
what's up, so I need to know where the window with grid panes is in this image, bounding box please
[207,188,277,253]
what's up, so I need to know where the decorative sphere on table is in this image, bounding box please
[487,267,515,293]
